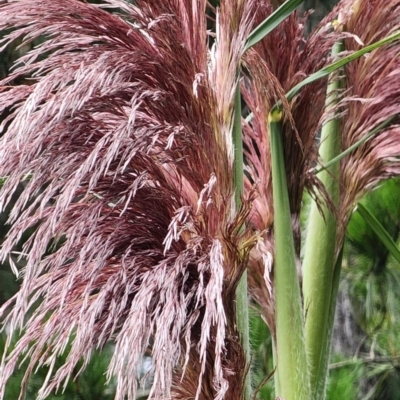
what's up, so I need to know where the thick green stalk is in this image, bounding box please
[302,41,343,400]
[269,109,310,400]
[233,83,251,400]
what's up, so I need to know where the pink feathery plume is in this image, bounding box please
[0,0,256,399]
[336,0,400,243]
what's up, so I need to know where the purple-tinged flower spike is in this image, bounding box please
[336,0,400,243]
[0,1,257,399]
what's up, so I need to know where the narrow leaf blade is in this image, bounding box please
[283,31,400,104]
[356,203,400,264]
[315,114,398,174]
[245,0,304,51]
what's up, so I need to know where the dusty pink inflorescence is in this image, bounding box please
[1,0,400,399]
[0,1,256,399]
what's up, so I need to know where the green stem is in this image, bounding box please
[269,109,310,400]
[234,84,245,210]
[272,338,281,397]
[317,246,344,397]
[302,41,343,400]
[233,82,251,400]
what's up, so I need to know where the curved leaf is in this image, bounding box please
[356,203,400,264]
[245,0,304,51]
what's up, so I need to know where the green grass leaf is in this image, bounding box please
[315,114,398,175]
[356,203,400,264]
[279,31,400,107]
[245,0,304,51]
